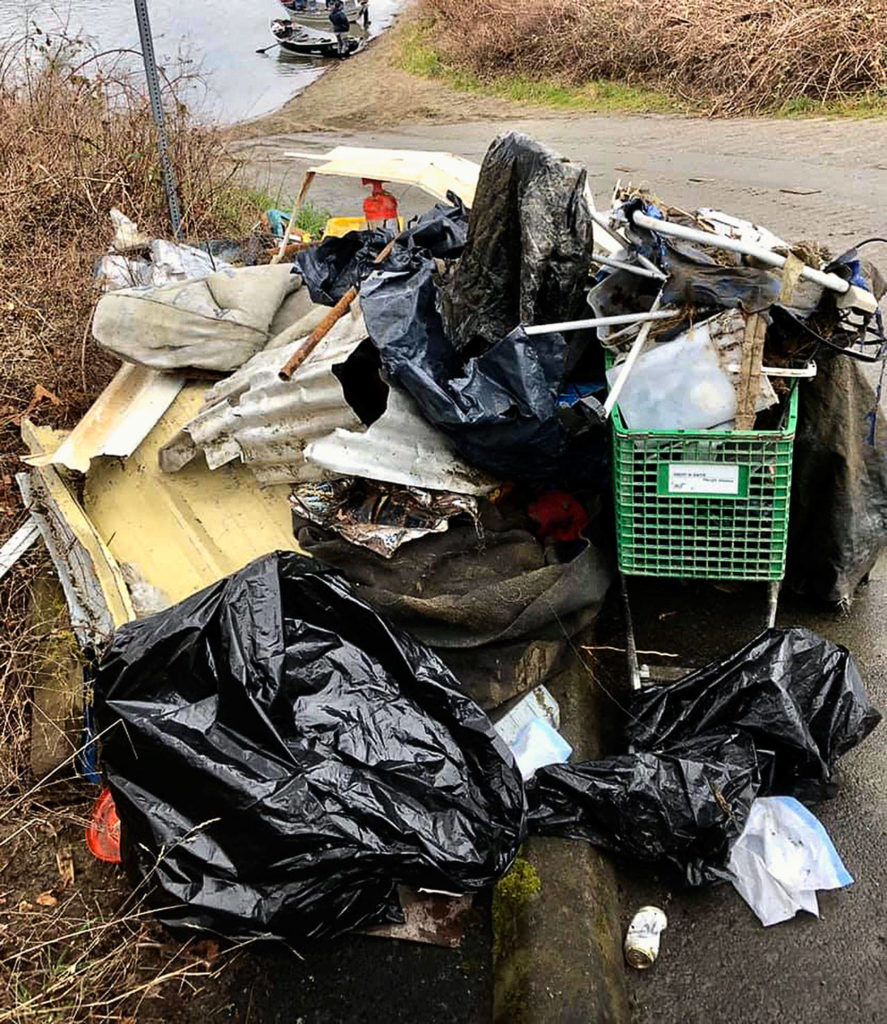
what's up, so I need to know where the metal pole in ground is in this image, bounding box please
[132,0,183,238]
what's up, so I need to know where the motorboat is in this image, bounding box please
[277,0,369,32]
[271,18,361,57]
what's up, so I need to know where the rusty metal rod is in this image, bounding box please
[278,235,400,381]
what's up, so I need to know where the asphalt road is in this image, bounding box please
[235,114,887,257]
[234,114,887,1024]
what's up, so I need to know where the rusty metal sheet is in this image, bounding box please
[362,888,473,948]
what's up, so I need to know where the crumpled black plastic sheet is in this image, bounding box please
[526,627,880,882]
[528,733,761,885]
[295,194,469,306]
[94,551,525,942]
[627,627,882,802]
[439,131,595,355]
[361,251,604,484]
[785,348,887,606]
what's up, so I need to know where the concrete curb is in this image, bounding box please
[491,645,630,1024]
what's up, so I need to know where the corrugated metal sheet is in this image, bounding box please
[160,311,498,494]
[160,310,367,485]
[305,390,499,496]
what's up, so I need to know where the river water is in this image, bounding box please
[0,0,401,123]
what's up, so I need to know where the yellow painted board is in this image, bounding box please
[84,382,300,606]
[22,421,136,630]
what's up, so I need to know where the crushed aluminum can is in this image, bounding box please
[624,906,668,969]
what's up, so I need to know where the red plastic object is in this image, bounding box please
[362,178,399,228]
[86,787,122,864]
[528,491,589,542]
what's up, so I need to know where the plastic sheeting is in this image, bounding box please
[526,628,880,883]
[296,195,469,306]
[785,351,887,606]
[528,733,761,885]
[627,627,881,802]
[94,552,525,942]
[727,796,853,926]
[439,132,595,355]
[361,254,601,484]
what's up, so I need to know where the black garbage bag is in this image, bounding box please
[785,351,887,605]
[361,251,605,484]
[440,131,595,356]
[627,627,881,801]
[295,194,469,306]
[94,551,526,942]
[527,732,761,885]
[527,627,879,882]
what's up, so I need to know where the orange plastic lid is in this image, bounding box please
[85,787,122,864]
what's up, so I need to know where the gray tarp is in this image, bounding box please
[92,264,300,372]
[439,131,595,355]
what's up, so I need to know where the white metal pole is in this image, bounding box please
[596,256,667,281]
[631,211,848,294]
[602,289,665,417]
[523,309,678,336]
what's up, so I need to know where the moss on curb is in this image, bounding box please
[492,856,542,962]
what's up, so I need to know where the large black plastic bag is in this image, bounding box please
[528,732,761,885]
[627,627,881,801]
[440,131,595,355]
[785,352,887,605]
[296,194,469,306]
[526,627,879,883]
[94,551,526,942]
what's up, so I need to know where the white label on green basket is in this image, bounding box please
[667,463,740,495]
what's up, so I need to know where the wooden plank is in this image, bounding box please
[735,313,767,429]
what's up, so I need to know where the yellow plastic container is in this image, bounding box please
[323,215,406,238]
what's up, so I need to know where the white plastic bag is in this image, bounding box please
[727,796,853,927]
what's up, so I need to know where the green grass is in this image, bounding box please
[212,184,277,233]
[293,200,332,236]
[394,22,693,115]
[774,93,887,119]
[395,19,887,120]
[211,187,330,236]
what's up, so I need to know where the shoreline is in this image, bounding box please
[231,8,527,139]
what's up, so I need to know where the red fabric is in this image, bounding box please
[528,491,589,541]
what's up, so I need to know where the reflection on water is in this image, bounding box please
[0,0,401,123]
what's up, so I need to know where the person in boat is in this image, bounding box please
[328,0,351,55]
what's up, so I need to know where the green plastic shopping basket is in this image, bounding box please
[610,385,798,582]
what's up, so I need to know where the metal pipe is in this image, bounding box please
[596,256,667,281]
[603,289,665,417]
[631,211,849,294]
[523,309,678,335]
